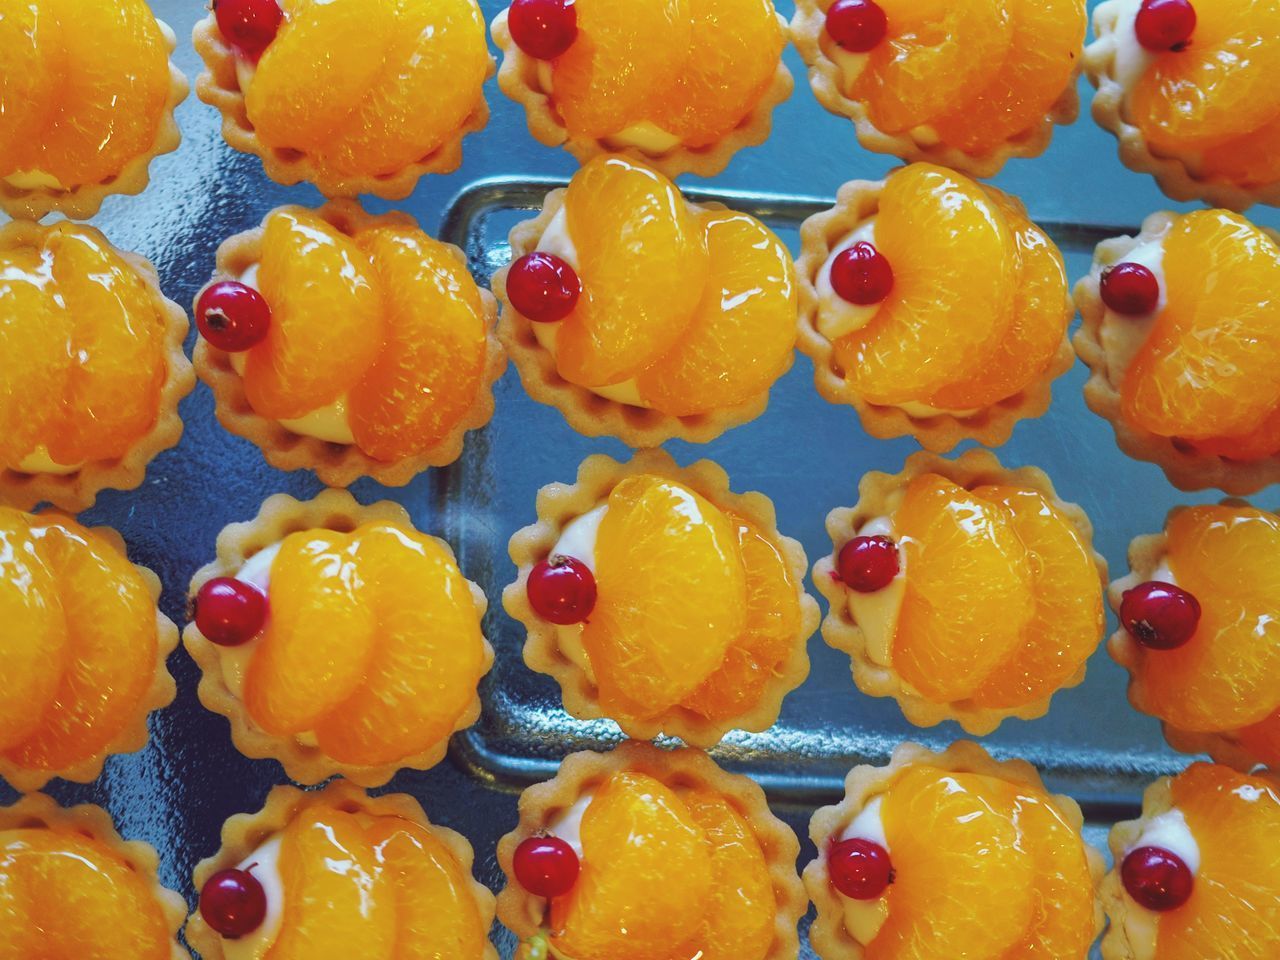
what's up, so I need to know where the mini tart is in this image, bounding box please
[796,166,1076,452]
[813,448,1107,735]
[186,779,498,960]
[184,488,493,787]
[790,0,1083,179]
[489,5,793,179]
[194,200,504,487]
[0,220,193,512]
[193,1,492,199]
[504,449,817,746]
[495,739,806,960]
[806,740,1105,960]
[0,793,189,959]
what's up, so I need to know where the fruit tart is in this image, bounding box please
[0,793,189,959]
[1110,501,1280,772]
[0,220,193,512]
[491,0,792,178]
[495,156,799,447]
[194,201,504,487]
[0,507,178,792]
[814,449,1107,735]
[791,0,1086,178]
[1086,0,1280,210]
[496,740,806,960]
[0,0,187,221]
[184,488,493,787]
[806,740,1105,960]
[797,163,1075,452]
[1103,762,1280,960]
[187,779,497,960]
[194,0,492,199]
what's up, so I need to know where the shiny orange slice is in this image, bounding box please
[1239,708,1280,767]
[1200,111,1280,189]
[0,0,61,178]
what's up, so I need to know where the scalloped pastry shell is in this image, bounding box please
[790,1,1081,179]
[192,13,492,199]
[490,9,793,179]
[0,793,190,959]
[495,740,806,960]
[183,488,494,788]
[0,221,194,512]
[193,200,505,487]
[796,176,1076,453]
[813,449,1108,735]
[504,450,818,746]
[806,740,1106,960]
[186,779,499,960]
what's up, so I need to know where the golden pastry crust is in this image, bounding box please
[813,449,1107,735]
[806,740,1106,960]
[495,739,806,960]
[193,200,505,487]
[790,0,1081,179]
[1085,0,1280,213]
[504,450,818,746]
[494,189,791,447]
[186,779,499,960]
[0,221,194,512]
[0,793,190,960]
[490,9,794,180]
[183,488,494,788]
[192,12,493,199]
[0,20,188,222]
[796,177,1076,453]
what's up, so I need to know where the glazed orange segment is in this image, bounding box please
[552,772,712,960]
[1201,112,1280,189]
[635,210,796,417]
[835,164,1018,407]
[891,475,1033,703]
[0,0,62,178]
[581,475,745,717]
[969,486,1102,709]
[1191,401,1280,463]
[314,523,486,767]
[868,767,1035,960]
[555,157,709,387]
[1122,211,1280,444]
[1158,763,1280,960]
[1239,708,1280,767]
[244,209,384,421]
[347,226,487,461]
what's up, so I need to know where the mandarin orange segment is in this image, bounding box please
[1191,401,1280,463]
[551,772,712,960]
[969,486,1102,709]
[891,475,1033,703]
[1201,112,1280,189]
[0,0,61,177]
[244,209,384,420]
[0,838,40,960]
[1239,708,1280,767]
[555,157,709,387]
[347,226,487,461]
[635,210,796,417]
[581,475,745,717]
[834,164,1017,407]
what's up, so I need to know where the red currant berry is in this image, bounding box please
[825,0,888,53]
[837,535,900,593]
[1135,0,1196,52]
[1121,846,1194,912]
[200,868,268,939]
[508,0,579,60]
[195,578,268,647]
[214,0,283,61]
[1120,581,1201,650]
[830,241,895,306]
[196,281,272,352]
[507,252,582,323]
[1100,262,1160,316]
[513,836,580,898]
[829,837,894,900]
[527,557,596,625]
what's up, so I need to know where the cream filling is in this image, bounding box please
[15,447,82,476]
[1097,224,1171,390]
[1119,808,1201,960]
[534,63,682,153]
[1103,0,1158,93]
[221,836,285,960]
[546,505,608,682]
[546,793,593,860]
[843,515,907,669]
[836,797,891,943]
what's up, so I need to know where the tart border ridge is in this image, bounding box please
[503,449,818,747]
[182,487,495,788]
